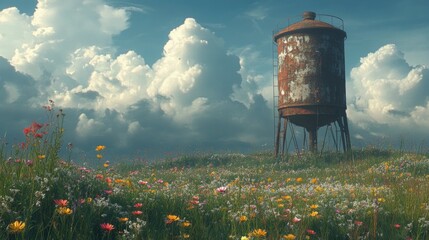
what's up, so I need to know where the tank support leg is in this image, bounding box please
[337,113,352,153]
[342,114,352,152]
[281,118,288,155]
[308,128,318,153]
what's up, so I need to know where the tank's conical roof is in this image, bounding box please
[274,11,345,41]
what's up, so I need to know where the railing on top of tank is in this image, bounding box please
[273,13,345,34]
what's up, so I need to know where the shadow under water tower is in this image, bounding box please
[273,11,351,156]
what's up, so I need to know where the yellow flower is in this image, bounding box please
[283,234,296,240]
[241,237,250,240]
[309,211,319,217]
[57,207,73,215]
[310,204,319,209]
[282,195,292,201]
[38,154,45,159]
[182,221,191,227]
[183,234,190,238]
[96,145,106,151]
[96,154,103,159]
[378,197,386,203]
[239,215,248,222]
[165,214,180,224]
[310,178,318,184]
[103,161,109,168]
[315,186,324,193]
[8,221,25,234]
[250,228,267,237]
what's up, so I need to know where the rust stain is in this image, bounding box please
[273,11,346,129]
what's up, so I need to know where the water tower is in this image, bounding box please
[273,11,351,156]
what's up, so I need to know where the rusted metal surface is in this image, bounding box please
[273,11,351,154]
[274,11,347,129]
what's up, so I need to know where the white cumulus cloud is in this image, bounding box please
[348,44,429,142]
[0,2,273,158]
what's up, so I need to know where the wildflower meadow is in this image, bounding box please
[1,103,429,239]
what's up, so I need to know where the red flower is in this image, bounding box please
[134,203,143,208]
[355,220,363,226]
[132,210,143,215]
[100,223,115,232]
[23,127,32,135]
[34,133,44,138]
[306,229,316,235]
[394,224,401,229]
[23,122,45,137]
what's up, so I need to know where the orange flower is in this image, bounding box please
[118,217,129,222]
[182,221,191,227]
[250,228,267,237]
[239,215,248,222]
[95,145,106,151]
[100,223,115,232]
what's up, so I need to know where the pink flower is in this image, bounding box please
[292,217,301,223]
[138,180,148,185]
[25,160,34,167]
[306,229,316,235]
[394,224,401,229]
[216,186,227,193]
[190,196,200,205]
[54,199,69,207]
[134,203,143,208]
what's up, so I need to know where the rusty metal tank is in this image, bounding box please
[274,11,347,131]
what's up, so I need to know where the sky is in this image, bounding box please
[1,0,428,161]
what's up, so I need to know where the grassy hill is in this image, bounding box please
[1,112,429,239]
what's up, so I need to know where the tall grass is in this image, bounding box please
[1,105,429,239]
